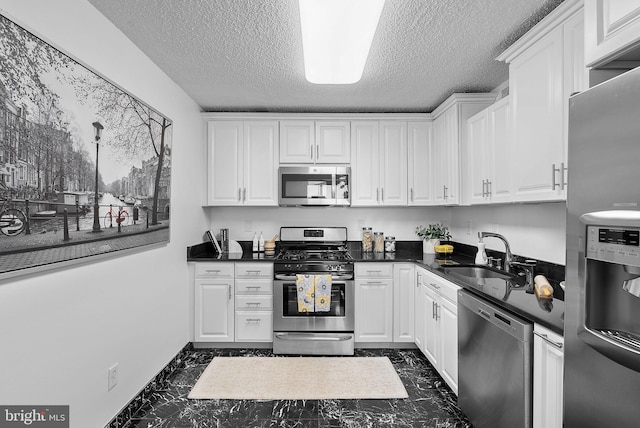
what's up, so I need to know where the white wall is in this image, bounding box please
[207,206,452,243]
[207,203,566,265]
[0,1,206,426]
[449,202,566,264]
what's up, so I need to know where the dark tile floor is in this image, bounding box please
[128,348,471,428]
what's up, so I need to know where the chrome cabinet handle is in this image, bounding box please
[376,188,380,202]
[443,185,448,200]
[435,303,440,321]
[246,318,262,323]
[243,187,246,202]
[316,144,319,160]
[416,273,421,287]
[238,188,242,201]
[561,162,567,190]
[310,144,314,160]
[534,331,563,349]
[228,285,232,300]
[205,269,220,273]
[381,188,384,202]
[552,164,560,189]
[482,179,487,197]
[432,301,436,319]
[410,188,414,201]
[430,282,440,290]
[487,180,491,197]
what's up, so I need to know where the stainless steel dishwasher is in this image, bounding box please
[457,290,533,428]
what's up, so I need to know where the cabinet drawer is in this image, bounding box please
[235,262,273,278]
[236,295,273,311]
[235,279,273,295]
[195,263,234,278]
[355,263,393,278]
[235,312,273,342]
[438,280,461,303]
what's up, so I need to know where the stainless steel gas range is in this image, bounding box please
[273,226,355,355]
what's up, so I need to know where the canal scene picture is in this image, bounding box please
[0,13,172,277]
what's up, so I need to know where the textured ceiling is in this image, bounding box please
[88,0,564,113]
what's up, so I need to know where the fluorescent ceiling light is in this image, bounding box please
[299,0,385,84]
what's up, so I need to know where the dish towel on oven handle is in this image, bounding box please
[296,274,332,312]
[314,274,332,312]
[296,274,315,312]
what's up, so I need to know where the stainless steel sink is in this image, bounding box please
[444,265,517,280]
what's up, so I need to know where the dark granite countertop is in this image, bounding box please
[187,240,565,335]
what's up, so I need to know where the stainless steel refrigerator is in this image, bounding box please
[565,66,640,427]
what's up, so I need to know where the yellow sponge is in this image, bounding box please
[434,244,454,254]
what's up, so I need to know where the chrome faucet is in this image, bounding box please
[480,232,513,273]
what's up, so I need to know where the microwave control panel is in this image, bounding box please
[586,225,640,265]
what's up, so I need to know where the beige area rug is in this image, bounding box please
[188,356,409,400]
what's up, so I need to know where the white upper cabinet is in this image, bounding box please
[351,121,408,206]
[585,0,640,68]
[408,121,434,206]
[467,96,512,205]
[206,120,278,206]
[279,120,350,164]
[432,94,496,206]
[497,0,586,203]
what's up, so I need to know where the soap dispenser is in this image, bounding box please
[475,233,488,265]
[252,233,259,253]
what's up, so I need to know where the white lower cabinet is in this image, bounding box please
[235,262,273,342]
[533,324,564,428]
[194,263,235,342]
[355,263,394,342]
[393,263,415,342]
[415,267,461,395]
[194,262,274,343]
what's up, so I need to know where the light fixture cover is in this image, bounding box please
[299,0,385,84]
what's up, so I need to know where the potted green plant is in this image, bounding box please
[415,223,452,254]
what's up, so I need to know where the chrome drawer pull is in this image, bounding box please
[534,331,563,349]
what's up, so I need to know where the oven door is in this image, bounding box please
[273,278,354,332]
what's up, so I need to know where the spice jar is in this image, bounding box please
[385,236,396,253]
[374,232,384,253]
[362,227,372,253]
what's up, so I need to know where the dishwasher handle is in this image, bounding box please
[458,289,533,342]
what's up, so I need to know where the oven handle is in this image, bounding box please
[274,274,354,281]
[274,332,354,342]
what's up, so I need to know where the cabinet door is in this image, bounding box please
[315,121,350,163]
[585,0,640,68]
[195,279,234,342]
[414,269,426,350]
[408,122,434,206]
[279,120,314,163]
[207,121,243,205]
[488,97,512,203]
[509,27,565,202]
[432,110,458,204]
[534,325,564,428]
[244,121,278,205]
[467,110,490,204]
[422,284,439,367]
[393,263,415,342]
[439,297,459,395]
[355,279,394,342]
[350,121,380,206]
[379,121,408,206]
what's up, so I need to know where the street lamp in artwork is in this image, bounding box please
[92,121,104,232]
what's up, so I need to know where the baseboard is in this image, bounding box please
[105,342,192,428]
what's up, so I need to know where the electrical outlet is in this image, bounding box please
[466,221,472,235]
[244,220,253,232]
[108,363,119,391]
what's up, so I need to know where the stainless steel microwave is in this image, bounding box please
[278,166,350,206]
